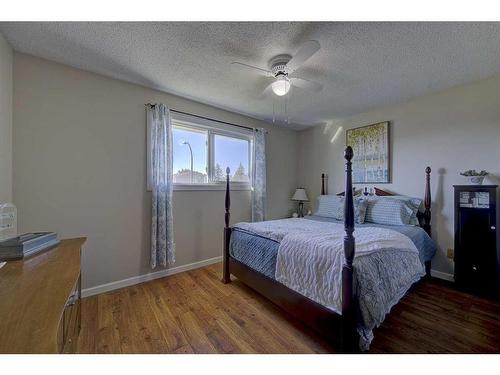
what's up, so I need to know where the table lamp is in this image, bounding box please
[291,188,309,218]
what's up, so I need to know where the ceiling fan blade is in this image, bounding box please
[286,40,320,73]
[290,77,323,92]
[260,82,275,97]
[231,62,273,77]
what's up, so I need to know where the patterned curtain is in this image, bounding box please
[148,104,175,268]
[252,128,266,222]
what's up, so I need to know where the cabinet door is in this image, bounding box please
[456,207,496,288]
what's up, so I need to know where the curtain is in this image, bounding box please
[148,104,175,268]
[252,128,266,222]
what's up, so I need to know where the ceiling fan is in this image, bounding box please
[231,40,323,97]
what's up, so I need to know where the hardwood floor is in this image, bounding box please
[78,263,500,354]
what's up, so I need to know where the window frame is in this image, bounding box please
[148,111,254,192]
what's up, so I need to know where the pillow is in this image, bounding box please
[315,195,368,224]
[382,195,423,209]
[353,198,369,224]
[363,196,420,226]
[316,195,343,219]
[379,195,423,225]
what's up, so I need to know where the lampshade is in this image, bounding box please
[291,188,309,202]
[271,76,291,96]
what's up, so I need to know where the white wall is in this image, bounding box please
[297,74,500,276]
[13,53,298,289]
[0,33,13,203]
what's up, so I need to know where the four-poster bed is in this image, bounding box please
[222,146,433,352]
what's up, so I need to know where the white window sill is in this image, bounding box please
[173,183,252,191]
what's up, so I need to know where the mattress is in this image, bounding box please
[229,215,437,280]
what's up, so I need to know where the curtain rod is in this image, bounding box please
[144,103,261,132]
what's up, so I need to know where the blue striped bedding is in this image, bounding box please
[229,215,437,350]
[230,215,436,280]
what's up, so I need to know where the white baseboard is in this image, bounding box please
[430,269,454,282]
[82,257,454,298]
[82,256,222,298]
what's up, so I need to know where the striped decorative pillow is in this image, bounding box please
[381,196,423,225]
[315,195,368,224]
[353,198,369,224]
[316,195,344,220]
[363,196,419,226]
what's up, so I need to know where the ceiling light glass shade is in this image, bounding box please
[271,76,291,96]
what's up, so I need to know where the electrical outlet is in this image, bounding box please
[447,248,454,259]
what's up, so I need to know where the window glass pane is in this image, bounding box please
[172,125,208,184]
[214,134,250,183]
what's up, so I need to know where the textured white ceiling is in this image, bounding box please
[2,22,500,130]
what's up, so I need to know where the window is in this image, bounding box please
[170,113,253,190]
[213,134,250,183]
[172,126,208,184]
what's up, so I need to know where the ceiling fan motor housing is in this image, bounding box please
[270,54,292,77]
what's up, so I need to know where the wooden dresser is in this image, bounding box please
[0,238,86,353]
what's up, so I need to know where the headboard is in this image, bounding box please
[320,167,432,236]
[321,174,362,197]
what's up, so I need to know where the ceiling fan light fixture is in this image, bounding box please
[271,75,291,96]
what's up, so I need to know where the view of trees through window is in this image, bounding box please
[214,134,250,182]
[172,123,251,185]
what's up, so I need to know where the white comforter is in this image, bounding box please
[234,218,419,314]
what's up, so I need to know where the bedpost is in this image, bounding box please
[321,173,326,195]
[341,146,357,352]
[423,166,432,236]
[222,167,231,284]
[423,166,432,277]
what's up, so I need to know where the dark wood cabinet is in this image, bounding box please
[454,185,499,297]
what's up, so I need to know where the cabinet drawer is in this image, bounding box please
[62,301,79,353]
[58,274,81,353]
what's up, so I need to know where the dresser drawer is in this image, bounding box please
[58,274,81,353]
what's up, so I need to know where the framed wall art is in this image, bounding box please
[346,121,390,183]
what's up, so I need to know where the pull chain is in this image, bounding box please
[271,94,290,125]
